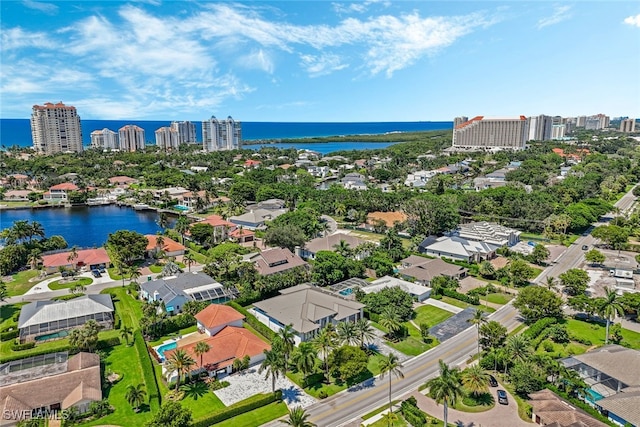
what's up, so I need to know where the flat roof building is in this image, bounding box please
[452,116,528,150]
[202,116,241,152]
[31,102,83,154]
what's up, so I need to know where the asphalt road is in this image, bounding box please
[301,304,522,427]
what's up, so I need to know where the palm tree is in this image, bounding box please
[155,234,165,253]
[461,364,489,396]
[312,327,336,383]
[505,335,531,372]
[183,251,196,272]
[468,309,485,356]
[165,349,196,389]
[125,383,146,412]
[354,318,375,350]
[478,260,495,278]
[600,287,625,344]
[194,341,211,370]
[175,215,190,244]
[280,406,315,427]
[278,324,296,373]
[378,353,404,427]
[259,348,286,393]
[67,246,79,269]
[28,221,45,242]
[128,267,141,284]
[333,240,351,257]
[379,307,402,339]
[120,326,133,346]
[337,321,359,346]
[426,360,463,427]
[291,342,317,387]
[545,276,559,293]
[28,249,43,270]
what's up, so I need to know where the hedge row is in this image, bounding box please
[96,336,121,349]
[523,317,558,340]
[364,309,381,324]
[191,391,282,427]
[161,313,196,335]
[227,301,274,341]
[1,329,19,341]
[133,331,161,411]
[11,342,36,351]
[401,397,427,427]
[0,344,73,363]
[440,288,480,305]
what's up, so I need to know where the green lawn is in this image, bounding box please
[4,270,40,296]
[0,303,26,330]
[178,383,226,419]
[211,401,288,427]
[508,324,528,336]
[48,277,93,290]
[479,293,513,305]
[565,318,640,349]
[451,391,495,413]
[535,339,589,358]
[414,305,454,326]
[101,288,143,330]
[148,325,198,346]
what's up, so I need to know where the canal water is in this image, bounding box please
[0,205,165,248]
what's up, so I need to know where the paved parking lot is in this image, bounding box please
[429,307,477,342]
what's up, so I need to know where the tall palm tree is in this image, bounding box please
[312,327,336,383]
[155,234,165,253]
[600,287,625,344]
[468,309,486,356]
[28,221,45,242]
[291,342,317,387]
[259,348,286,393]
[378,353,404,427]
[67,246,79,269]
[278,324,296,373]
[505,335,531,371]
[128,267,141,284]
[333,240,351,257]
[183,251,196,272]
[175,215,190,244]
[280,406,316,427]
[354,318,375,350]
[380,307,402,339]
[165,349,195,389]
[28,249,43,270]
[120,326,133,346]
[194,341,211,370]
[427,360,463,427]
[461,364,489,396]
[125,383,146,412]
[545,276,559,293]
[337,321,359,346]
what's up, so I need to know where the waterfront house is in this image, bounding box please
[145,235,186,258]
[296,232,371,260]
[3,189,32,201]
[42,182,78,201]
[0,352,102,424]
[107,176,138,187]
[192,215,236,242]
[18,295,114,343]
[250,284,364,344]
[229,208,287,230]
[42,248,110,274]
[242,247,308,276]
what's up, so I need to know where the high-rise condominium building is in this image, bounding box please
[90,128,119,150]
[155,127,179,151]
[551,116,566,140]
[585,114,610,130]
[452,116,528,149]
[170,121,197,144]
[528,115,552,141]
[31,102,83,154]
[202,116,241,152]
[454,116,469,128]
[620,119,636,133]
[576,116,587,127]
[118,125,146,152]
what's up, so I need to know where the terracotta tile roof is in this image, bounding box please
[145,235,186,252]
[528,389,609,427]
[42,248,110,268]
[198,215,235,228]
[49,182,79,191]
[230,228,254,237]
[195,305,245,329]
[366,211,408,228]
[108,176,137,184]
[165,326,270,370]
[244,159,261,166]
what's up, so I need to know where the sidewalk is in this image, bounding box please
[423,298,463,314]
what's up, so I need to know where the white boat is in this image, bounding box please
[133,203,151,210]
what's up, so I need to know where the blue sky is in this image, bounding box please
[2,1,639,121]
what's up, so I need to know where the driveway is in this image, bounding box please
[411,383,530,427]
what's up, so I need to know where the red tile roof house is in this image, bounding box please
[163,305,269,380]
[42,182,78,201]
[145,235,186,258]
[107,175,138,188]
[191,215,236,242]
[42,248,111,274]
[229,227,255,244]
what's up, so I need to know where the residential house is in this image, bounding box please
[419,235,499,263]
[341,172,368,190]
[297,233,371,260]
[2,173,30,187]
[245,199,286,211]
[528,389,610,427]
[229,208,287,230]
[152,186,190,204]
[307,165,331,178]
[243,247,308,276]
[18,295,114,343]
[250,284,364,344]
[243,159,261,169]
[361,276,431,302]
[3,190,32,201]
[107,176,138,187]
[229,227,255,244]
[397,256,468,286]
[139,272,234,314]
[42,182,78,201]
[562,345,640,427]
[404,170,437,188]
[145,235,186,258]
[192,215,236,243]
[0,352,102,424]
[456,221,521,247]
[41,248,111,274]
[179,190,209,211]
[195,304,245,336]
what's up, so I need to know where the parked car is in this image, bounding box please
[98,266,106,273]
[91,269,101,278]
[497,389,508,405]
[582,245,589,250]
[489,375,498,387]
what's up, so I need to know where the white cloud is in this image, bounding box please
[537,5,572,29]
[623,14,640,28]
[22,0,58,14]
[332,0,390,15]
[237,49,275,74]
[2,27,56,50]
[300,54,348,77]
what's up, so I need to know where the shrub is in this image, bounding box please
[547,325,570,344]
[364,309,380,323]
[133,331,161,410]
[89,399,112,417]
[0,330,19,341]
[227,301,275,340]
[208,380,230,391]
[401,397,427,427]
[440,288,480,305]
[11,342,36,351]
[543,341,554,352]
[318,390,328,399]
[96,337,121,349]
[0,344,73,363]
[523,317,558,340]
[161,313,196,335]
[190,392,282,427]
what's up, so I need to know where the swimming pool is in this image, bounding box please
[35,330,69,341]
[586,389,604,402]
[339,288,354,296]
[156,341,178,361]
[174,205,189,211]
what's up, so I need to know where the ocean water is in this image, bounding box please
[0,119,452,149]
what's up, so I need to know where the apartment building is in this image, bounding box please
[620,118,636,133]
[118,125,146,152]
[170,121,197,144]
[31,102,83,154]
[155,126,179,151]
[452,116,528,149]
[202,116,241,151]
[528,115,552,141]
[90,128,118,150]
